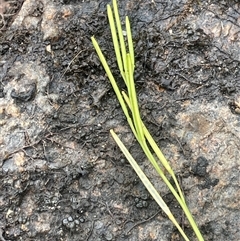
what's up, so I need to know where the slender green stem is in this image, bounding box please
[107,5,126,83]
[91,0,205,240]
[126,16,134,68]
[122,91,204,241]
[112,0,127,76]
[122,91,186,203]
[111,129,190,241]
[126,54,144,142]
[91,37,136,138]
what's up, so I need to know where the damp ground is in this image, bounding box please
[0,0,240,240]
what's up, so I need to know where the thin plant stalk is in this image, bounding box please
[91,0,205,240]
[92,34,198,241]
[106,0,185,201]
[126,16,134,68]
[122,91,186,203]
[107,4,125,83]
[112,0,127,77]
[122,92,203,240]
[110,129,190,241]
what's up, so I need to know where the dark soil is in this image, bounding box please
[0,0,240,240]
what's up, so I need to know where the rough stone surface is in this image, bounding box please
[0,0,240,240]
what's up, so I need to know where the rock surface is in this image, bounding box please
[0,0,240,240]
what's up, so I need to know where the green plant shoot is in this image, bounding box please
[91,0,205,240]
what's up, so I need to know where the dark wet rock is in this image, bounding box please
[0,0,240,241]
[192,156,209,177]
[11,83,36,102]
[198,177,219,190]
[229,97,240,115]
[0,88,4,98]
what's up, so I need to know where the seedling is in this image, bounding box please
[91,0,204,240]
